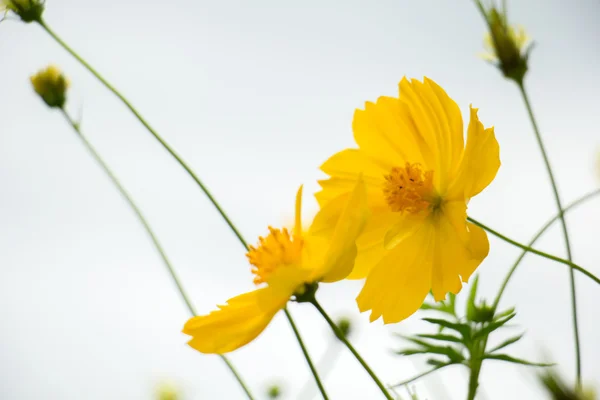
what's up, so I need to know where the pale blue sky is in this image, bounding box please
[1,0,599,399]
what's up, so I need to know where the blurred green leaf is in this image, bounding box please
[416,333,462,343]
[488,333,524,353]
[422,318,471,339]
[483,354,553,367]
[466,275,480,321]
[473,312,516,340]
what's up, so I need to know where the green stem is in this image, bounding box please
[311,299,393,400]
[517,81,581,385]
[38,18,248,250]
[58,109,254,400]
[283,308,329,400]
[467,358,482,400]
[39,17,321,391]
[297,339,341,399]
[493,188,600,309]
[467,217,600,286]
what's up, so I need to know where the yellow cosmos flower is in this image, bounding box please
[183,181,367,354]
[314,77,500,324]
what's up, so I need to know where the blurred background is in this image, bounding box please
[1,0,599,398]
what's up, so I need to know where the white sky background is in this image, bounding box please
[1,0,599,399]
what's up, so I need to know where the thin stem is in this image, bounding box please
[391,364,452,388]
[493,188,600,309]
[517,81,581,384]
[467,217,600,286]
[58,109,254,400]
[283,308,329,400]
[297,339,341,400]
[219,356,255,400]
[38,17,318,390]
[311,299,393,400]
[38,18,248,250]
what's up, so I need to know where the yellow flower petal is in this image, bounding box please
[294,185,303,238]
[320,149,388,183]
[422,77,465,177]
[348,210,401,280]
[357,223,434,324]
[399,77,466,192]
[183,286,289,354]
[383,212,428,250]
[448,106,500,200]
[353,96,430,169]
[316,177,368,282]
[430,206,490,301]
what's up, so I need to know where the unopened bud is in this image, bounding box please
[267,384,282,399]
[156,381,179,400]
[476,0,532,84]
[335,317,353,340]
[30,65,69,109]
[1,0,44,23]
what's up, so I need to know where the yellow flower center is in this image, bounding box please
[246,227,303,285]
[383,163,435,214]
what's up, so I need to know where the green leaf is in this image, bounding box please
[395,336,465,362]
[488,333,524,353]
[422,318,472,339]
[426,358,449,367]
[473,312,516,340]
[483,354,554,367]
[466,275,480,320]
[494,307,516,320]
[416,333,463,343]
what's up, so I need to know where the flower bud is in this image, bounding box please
[334,316,353,340]
[30,65,69,109]
[156,381,179,400]
[1,0,44,23]
[267,384,282,399]
[476,0,532,84]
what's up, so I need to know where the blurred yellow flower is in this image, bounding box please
[30,65,70,108]
[315,77,500,324]
[183,181,367,354]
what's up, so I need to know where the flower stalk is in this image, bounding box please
[35,16,325,392]
[57,108,255,400]
[310,297,393,400]
[516,81,581,385]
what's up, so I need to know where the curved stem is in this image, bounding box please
[283,308,329,400]
[467,217,600,286]
[493,188,600,309]
[39,17,318,391]
[311,300,393,400]
[38,18,248,250]
[58,109,254,400]
[517,81,581,384]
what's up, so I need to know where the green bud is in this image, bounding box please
[476,0,532,84]
[335,317,353,340]
[156,382,178,400]
[30,65,69,109]
[267,384,282,399]
[1,0,45,23]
